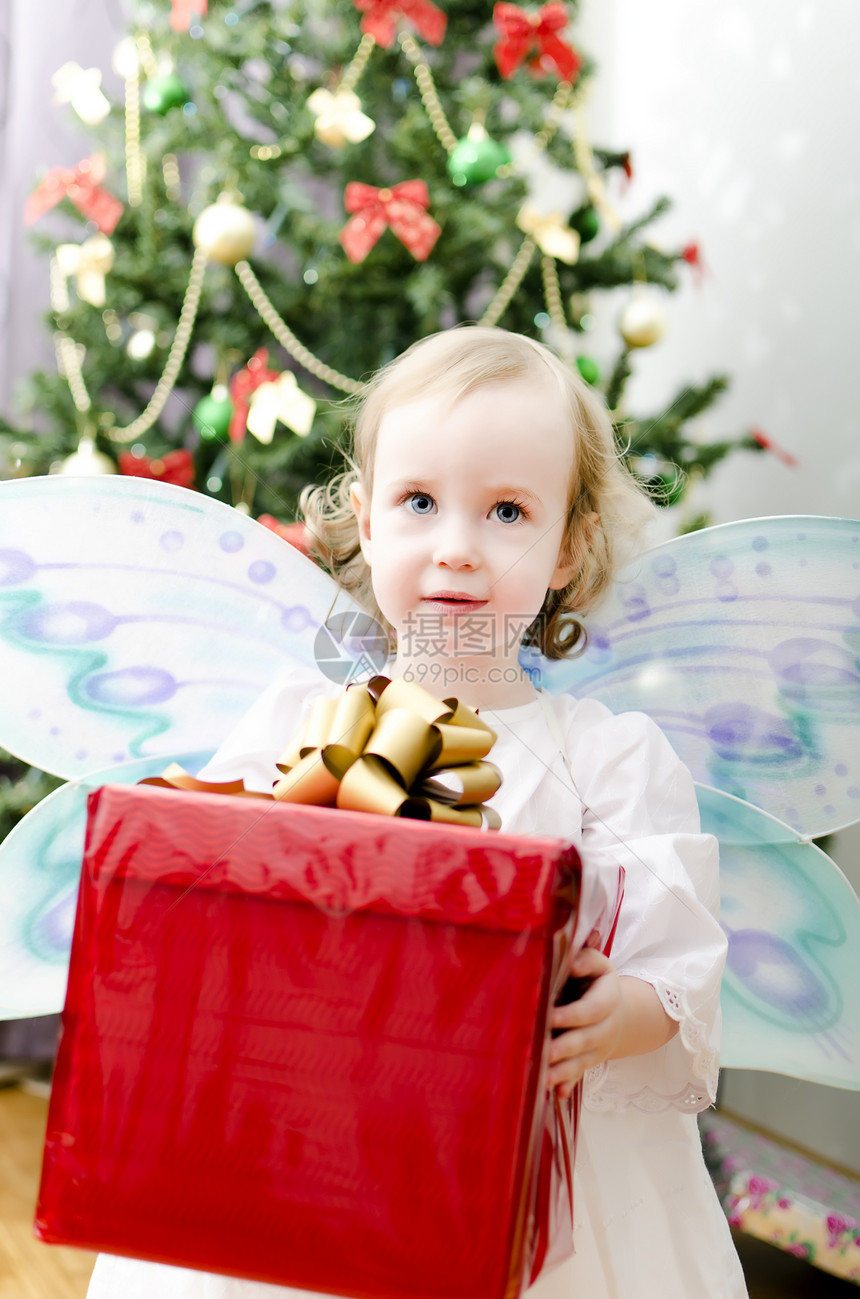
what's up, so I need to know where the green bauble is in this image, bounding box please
[571,205,600,244]
[575,355,600,386]
[447,131,511,187]
[142,72,190,116]
[193,387,233,442]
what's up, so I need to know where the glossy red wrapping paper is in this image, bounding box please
[36,784,622,1299]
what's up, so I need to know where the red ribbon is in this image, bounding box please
[340,181,441,264]
[493,3,582,82]
[228,349,280,444]
[24,155,123,234]
[352,0,446,47]
[119,449,196,489]
[171,0,207,30]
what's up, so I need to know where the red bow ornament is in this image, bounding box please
[171,0,207,30]
[352,0,446,48]
[340,181,441,264]
[119,449,196,489]
[681,241,709,285]
[228,349,280,444]
[24,155,123,234]
[493,3,582,82]
[751,427,799,468]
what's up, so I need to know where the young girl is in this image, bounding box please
[86,327,748,1298]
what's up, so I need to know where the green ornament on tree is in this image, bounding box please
[193,386,233,442]
[575,355,600,385]
[142,72,190,116]
[571,205,600,244]
[446,125,511,187]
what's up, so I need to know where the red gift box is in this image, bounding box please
[36,784,622,1298]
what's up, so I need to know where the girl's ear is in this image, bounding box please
[350,482,372,563]
[548,555,577,592]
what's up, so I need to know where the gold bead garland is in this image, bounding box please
[162,153,182,202]
[339,33,377,95]
[135,32,159,81]
[123,63,145,207]
[540,254,567,332]
[398,32,459,154]
[108,246,209,442]
[533,80,575,153]
[50,246,208,444]
[50,256,93,418]
[571,87,621,234]
[478,237,536,328]
[234,261,364,395]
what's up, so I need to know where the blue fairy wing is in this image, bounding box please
[534,516,860,840]
[0,750,213,1019]
[0,476,355,780]
[697,784,860,1090]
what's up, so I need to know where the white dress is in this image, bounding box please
[87,668,748,1299]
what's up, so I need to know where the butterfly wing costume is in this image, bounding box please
[1,476,858,1089]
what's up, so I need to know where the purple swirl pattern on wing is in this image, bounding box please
[0,477,348,780]
[537,516,860,839]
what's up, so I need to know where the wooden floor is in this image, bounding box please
[0,1080,855,1298]
[0,1083,95,1299]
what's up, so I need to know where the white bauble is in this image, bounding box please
[56,436,116,476]
[619,295,668,349]
[192,200,257,266]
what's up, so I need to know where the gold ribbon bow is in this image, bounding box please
[246,372,316,441]
[273,676,502,828]
[143,678,502,829]
[307,88,376,149]
[52,61,111,126]
[55,234,115,307]
[516,202,580,265]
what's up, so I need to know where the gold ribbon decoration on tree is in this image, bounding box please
[55,234,116,307]
[516,202,580,264]
[246,372,316,441]
[307,88,376,148]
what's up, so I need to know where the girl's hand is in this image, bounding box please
[547,947,624,1098]
[547,947,680,1098]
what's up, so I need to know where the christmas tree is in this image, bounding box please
[3,0,768,517]
[0,0,772,834]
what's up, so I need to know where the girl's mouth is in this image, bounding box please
[421,594,489,614]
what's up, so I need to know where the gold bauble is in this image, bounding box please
[619,295,668,349]
[192,199,257,267]
[56,436,116,476]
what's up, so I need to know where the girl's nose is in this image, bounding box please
[432,518,480,570]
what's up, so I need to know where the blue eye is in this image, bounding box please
[407,493,435,514]
[495,502,521,524]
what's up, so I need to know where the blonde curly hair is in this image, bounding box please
[302,326,656,659]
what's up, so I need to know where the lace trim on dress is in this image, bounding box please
[583,972,719,1114]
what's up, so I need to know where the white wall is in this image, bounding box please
[0,0,127,417]
[580,0,860,1170]
[581,0,860,525]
